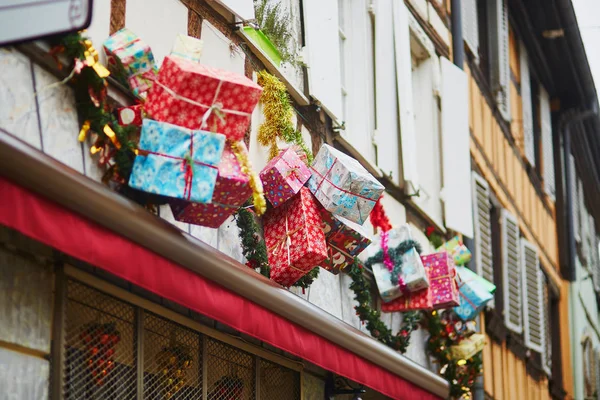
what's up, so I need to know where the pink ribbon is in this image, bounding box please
[381,231,410,295]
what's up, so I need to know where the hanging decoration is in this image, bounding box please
[79,322,121,386]
[256,71,312,162]
[348,259,420,353]
[156,344,194,399]
[423,310,483,399]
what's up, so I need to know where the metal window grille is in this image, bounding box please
[259,359,301,400]
[143,312,202,400]
[205,338,255,400]
[60,278,301,400]
[63,280,137,399]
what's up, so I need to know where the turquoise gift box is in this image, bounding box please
[453,266,495,321]
[307,144,384,225]
[129,119,226,204]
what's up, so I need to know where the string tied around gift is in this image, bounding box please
[151,78,252,130]
[267,215,306,276]
[381,231,410,295]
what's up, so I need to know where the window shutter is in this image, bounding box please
[375,0,401,184]
[540,87,555,198]
[462,0,479,58]
[578,178,585,245]
[542,277,552,376]
[212,0,254,20]
[393,0,419,191]
[593,233,600,293]
[502,209,522,332]
[441,57,474,238]
[488,0,511,120]
[520,43,535,166]
[303,0,343,122]
[570,155,580,241]
[472,172,494,284]
[521,240,544,353]
[582,207,590,266]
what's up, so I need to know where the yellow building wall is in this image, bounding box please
[466,27,573,399]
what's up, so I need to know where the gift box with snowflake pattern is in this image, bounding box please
[145,56,262,141]
[129,119,225,203]
[422,251,460,309]
[260,147,311,208]
[263,187,327,287]
[306,144,384,225]
[453,266,494,321]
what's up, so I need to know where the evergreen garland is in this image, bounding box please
[348,259,420,353]
[364,239,422,286]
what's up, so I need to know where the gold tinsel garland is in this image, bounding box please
[256,71,312,162]
[230,140,267,216]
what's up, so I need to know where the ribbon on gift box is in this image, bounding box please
[380,231,409,295]
[311,158,377,223]
[151,77,252,132]
[267,215,307,274]
[135,131,217,200]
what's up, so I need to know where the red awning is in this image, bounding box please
[0,176,441,400]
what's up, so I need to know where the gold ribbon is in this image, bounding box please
[83,39,110,78]
[78,120,91,142]
[230,141,266,216]
[267,215,304,273]
[103,125,121,149]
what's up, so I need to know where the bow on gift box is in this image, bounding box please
[268,215,306,274]
[83,39,111,78]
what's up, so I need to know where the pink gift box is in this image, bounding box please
[260,147,311,207]
[145,56,262,141]
[170,142,252,228]
[263,187,327,287]
[421,251,459,309]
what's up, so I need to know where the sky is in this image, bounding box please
[573,0,600,101]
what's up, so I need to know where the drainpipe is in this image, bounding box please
[451,0,464,69]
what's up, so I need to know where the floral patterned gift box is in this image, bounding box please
[145,55,262,141]
[260,147,311,208]
[436,236,472,266]
[453,266,494,321]
[307,144,384,225]
[129,119,225,203]
[318,208,372,274]
[170,142,252,228]
[263,187,327,287]
[103,28,158,99]
[422,251,460,309]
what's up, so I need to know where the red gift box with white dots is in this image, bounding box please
[170,142,252,228]
[263,187,327,287]
[260,147,311,208]
[145,56,262,142]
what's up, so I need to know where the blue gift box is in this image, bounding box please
[307,144,384,225]
[453,267,494,321]
[129,119,225,203]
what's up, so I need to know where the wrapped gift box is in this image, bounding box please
[437,236,472,266]
[145,56,262,141]
[171,34,203,62]
[307,144,384,225]
[453,267,495,321]
[381,268,433,312]
[260,147,311,207]
[422,251,460,309]
[281,145,309,165]
[117,104,143,126]
[263,187,327,287]
[129,119,225,203]
[103,28,158,98]
[455,266,496,294]
[366,225,429,302]
[170,141,252,228]
[318,208,372,274]
[450,334,486,360]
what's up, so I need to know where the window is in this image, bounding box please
[542,275,552,376]
[476,0,490,82]
[336,0,376,163]
[472,172,494,287]
[61,279,301,400]
[583,335,597,399]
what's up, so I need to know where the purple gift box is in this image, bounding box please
[260,147,311,207]
[421,251,459,309]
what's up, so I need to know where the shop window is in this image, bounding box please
[59,279,301,400]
